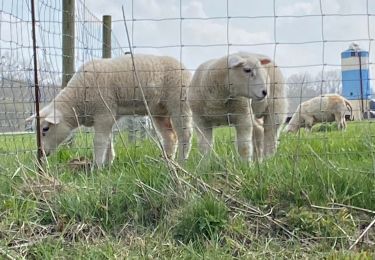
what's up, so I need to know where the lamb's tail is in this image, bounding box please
[344,99,353,121]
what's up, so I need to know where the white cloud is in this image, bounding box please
[132,0,179,19]
[182,19,271,46]
[322,0,368,14]
[277,2,317,16]
[81,0,374,78]
[182,1,207,18]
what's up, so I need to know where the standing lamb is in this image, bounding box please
[286,94,353,132]
[188,52,287,161]
[27,54,193,167]
[251,54,287,159]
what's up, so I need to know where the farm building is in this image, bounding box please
[341,43,372,120]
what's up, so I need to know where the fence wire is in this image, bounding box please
[0,0,375,256]
[0,0,374,172]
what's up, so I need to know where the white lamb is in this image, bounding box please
[27,54,193,167]
[187,52,287,161]
[286,94,353,132]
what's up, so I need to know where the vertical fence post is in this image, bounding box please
[30,0,42,170]
[62,0,75,88]
[102,15,112,58]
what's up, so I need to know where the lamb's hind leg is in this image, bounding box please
[166,98,193,161]
[261,94,288,158]
[342,114,347,130]
[153,116,178,159]
[335,112,345,130]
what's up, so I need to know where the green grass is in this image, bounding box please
[0,122,374,258]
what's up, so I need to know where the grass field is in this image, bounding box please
[0,122,374,259]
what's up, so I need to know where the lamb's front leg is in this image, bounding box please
[170,115,193,162]
[263,113,280,158]
[252,119,264,162]
[153,116,178,159]
[168,99,193,162]
[234,118,253,161]
[93,123,113,168]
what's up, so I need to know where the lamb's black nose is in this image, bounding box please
[262,90,267,97]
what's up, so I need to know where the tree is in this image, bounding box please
[314,70,342,94]
[286,70,342,115]
[286,72,317,114]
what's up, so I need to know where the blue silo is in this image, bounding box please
[341,43,371,102]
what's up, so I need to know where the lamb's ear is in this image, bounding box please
[228,55,245,68]
[260,58,272,65]
[44,106,63,125]
[25,114,36,122]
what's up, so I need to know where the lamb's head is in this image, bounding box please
[26,105,72,156]
[285,116,300,133]
[227,54,271,101]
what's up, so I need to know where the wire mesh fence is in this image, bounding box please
[0,0,151,167]
[0,0,375,256]
[1,0,374,163]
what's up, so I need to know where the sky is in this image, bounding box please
[83,0,375,78]
[0,0,374,81]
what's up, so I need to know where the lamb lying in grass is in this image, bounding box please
[286,94,353,132]
[187,52,287,161]
[27,54,193,167]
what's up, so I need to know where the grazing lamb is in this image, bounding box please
[188,52,287,161]
[286,94,353,132]
[27,54,193,167]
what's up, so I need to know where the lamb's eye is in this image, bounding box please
[243,68,252,73]
[42,126,49,132]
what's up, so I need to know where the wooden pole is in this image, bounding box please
[102,15,112,58]
[31,0,43,171]
[62,0,75,88]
